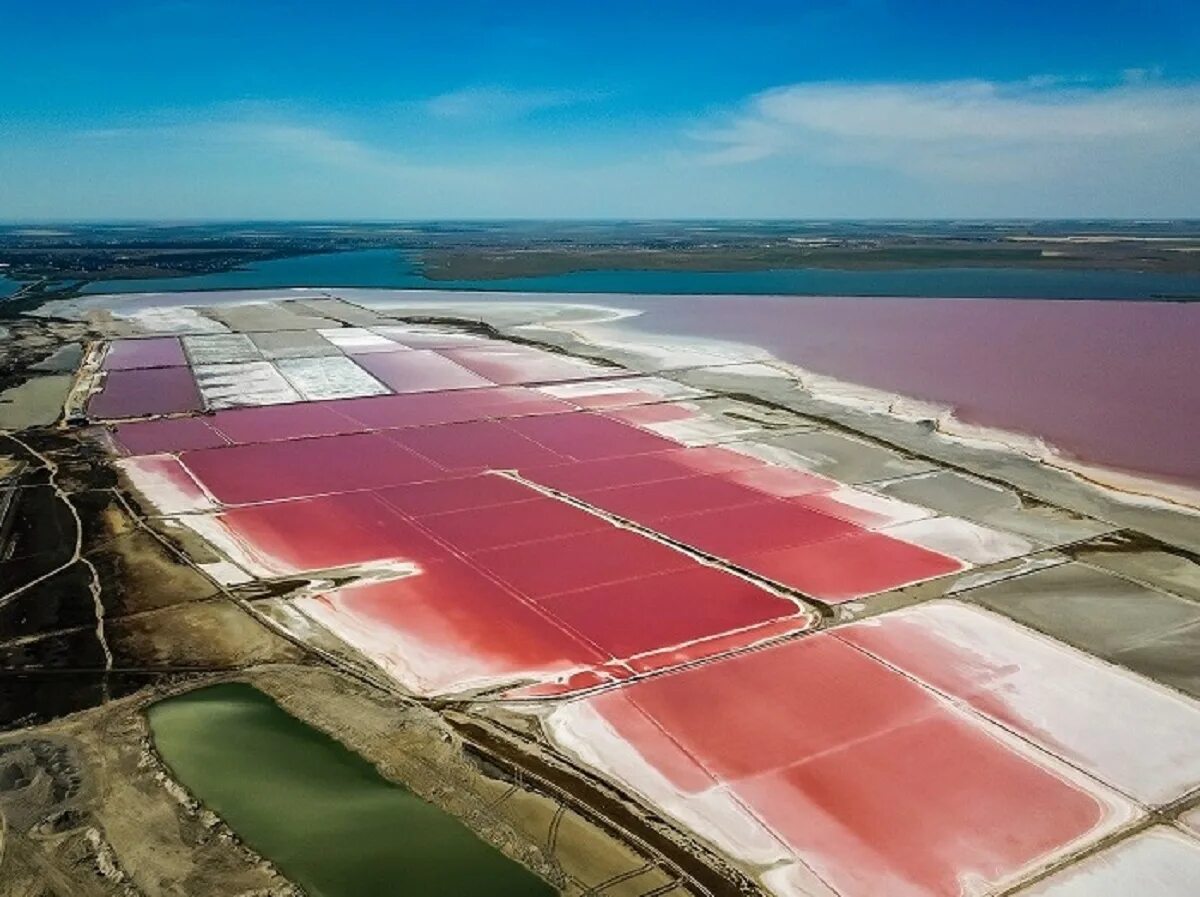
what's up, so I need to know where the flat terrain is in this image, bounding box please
[1,290,1198,897]
[4,221,1200,289]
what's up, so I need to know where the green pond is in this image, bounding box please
[147,683,555,897]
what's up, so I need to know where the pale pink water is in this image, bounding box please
[625,297,1200,489]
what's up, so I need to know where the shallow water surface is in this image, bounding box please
[619,296,1200,490]
[78,248,1200,299]
[148,683,553,897]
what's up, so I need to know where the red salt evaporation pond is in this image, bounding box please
[296,559,609,696]
[332,386,572,430]
[472,528,696,599]
[576,474,772,521]
[653,500,861,560]
[521,451,956,601]
[521,445,768,495]
[539,566,799,658]
[521,452,707,493]
[625,297,1200,489]
[181,432,444,504]
[121,387,575,453]
[102,337,187,370]
[377,473,544,518]
[111,416,228,455]
[352,349,493,393]
[743,531,964,602]
[506,412,678,461]
[547,633,1130,897]
[604,403,697,426]
[837,601,1200,805]
[390,419,567,471]
[209,401,362,444]
[297,520,810,695]
[193,490,449,577]
[438,345,619,385]
[88,367,202,419]
[415,495,610,551]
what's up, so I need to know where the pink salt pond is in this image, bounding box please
[294,526,811,696]
[506,411,679,460]
[180,432,444,504]
[102,337,187,370]
[209,401,362,444]
[111,416,228,455]
[332,386,571,430]
[575,474,772,522]
[837,601,1200,805]
[88,367,202,419]
[438,344,618,385]
[545,633,1132,897]
[352,349,493,393]
[390,419,567,471]
[295,559,608,696]
[741,530,965,602]
[376,473,544,518]
[187,490,449,578]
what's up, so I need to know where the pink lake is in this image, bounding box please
[621,297,1200,490]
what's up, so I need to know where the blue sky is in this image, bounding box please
[3,1,1199,219]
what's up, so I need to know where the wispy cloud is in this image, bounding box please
[424,86,593,121]
[76,104,412,179]
[29,77,1200,218]
[693,77,1200,182]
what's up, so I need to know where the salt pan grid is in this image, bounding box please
[183,333,262,365]
[438,344,619,384]
[318,327,405,353]
[294,515,813,696]
[836,601,1200,805]
[274,355,390,401]
[352,349,494,392]
[89,331,607,420]
[544,633,1135,897]
[96,353,979,622]
[180,490,449,578]
[140,400,972,605]
[193,361,302,408]
[93,312,1200,897]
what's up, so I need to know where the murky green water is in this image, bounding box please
[147,683,554,897]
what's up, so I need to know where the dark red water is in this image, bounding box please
[624,297,1200,489]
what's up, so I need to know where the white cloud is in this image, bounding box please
[424,86,588,121]
[75,105,414,180]
[11,79,1199,218]
[693,78,1200,184]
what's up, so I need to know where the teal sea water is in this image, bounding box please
[66,248,1200,299]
